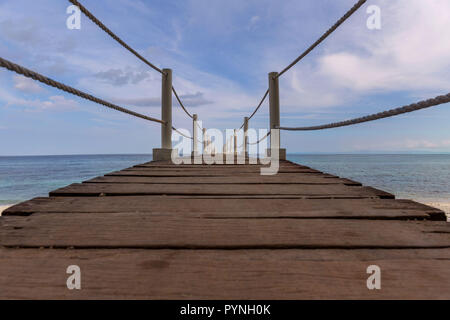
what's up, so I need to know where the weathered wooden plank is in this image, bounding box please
[144,158,271,166]
[3,197,445,220]
[122,167,323,173]
[48,183,394,198]
[1,214,449,248]
[106,170,334,178]
[85,175,362,185]
[131,164,309,169]
[1,248,449,299]
[132,162,306,168]
[134,159,303,167]
[108,170,235,177]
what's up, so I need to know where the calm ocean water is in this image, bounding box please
[0,154,449,209]
[288,154,450,205]
[0,154,152,205]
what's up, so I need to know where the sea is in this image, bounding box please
[0,154,449,216]
[0,154,152,206]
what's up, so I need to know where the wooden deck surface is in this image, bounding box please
[1,159,449,299]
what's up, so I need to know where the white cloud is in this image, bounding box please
[267,0,450,112]
[115,91,212,108]
[310,0,450,98]
[1,89,79,112]
[1,0,448,135]
[13,75,43,93]
[39,95,79,111]
[94,68,152,86]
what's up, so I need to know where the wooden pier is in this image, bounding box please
[1,159,449,299]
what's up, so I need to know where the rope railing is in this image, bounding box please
[172,126,193,139]
[276,0,366,79]
[240,89,269,129]
[277,93,450,131]
[0,57,165,124]
[172,87,193,119]
[68,0,162,75]
[67,0,448,156]
[69,0,196,123]
[240,0,366,130]
[4,1,447,159]
[248,131,271,145]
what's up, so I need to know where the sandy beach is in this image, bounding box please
[0,205,12,216]
[425,202,450,220]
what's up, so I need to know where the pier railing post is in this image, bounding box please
[267,72,286,160]
[192,114,198,156]
[202,128,207,154]
[234,129,237,156]
[153,68,176,161]
[207,135,212,155]
[243,117,249,158]
[210,136,215,156]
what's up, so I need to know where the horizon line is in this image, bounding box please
[1,152,450,157]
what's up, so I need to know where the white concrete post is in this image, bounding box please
[153,68,175,161]
[162,69,172,149]
[202,128,207,154]
[243,117,249,157]
[192,114,198,156]
[207,135,211,155]
[268,72,279,149]
[211,137,215,156]
[233,129,237,155]
[268,72,286,160]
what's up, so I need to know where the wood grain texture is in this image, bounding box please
[1,248,449,299]
[84,175,362,185]
[4,197,443,220]
[107,169,325,177]
[122,167,322,173]
[1,214,449,248]
[48,183,394,198]
[132,163,306,168]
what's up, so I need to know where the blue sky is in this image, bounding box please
[0,0,449,155]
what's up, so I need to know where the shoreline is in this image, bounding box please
[424,202,450,219]
[0,205,13,216]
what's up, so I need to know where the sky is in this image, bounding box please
[0,0,449,155]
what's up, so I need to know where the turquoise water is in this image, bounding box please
[288,154,450,204]
[0,154,152,205]
[0,154,449,207]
